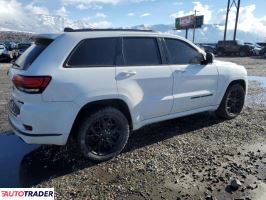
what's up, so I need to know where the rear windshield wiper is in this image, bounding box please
[11,60,22,69]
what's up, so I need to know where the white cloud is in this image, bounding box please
[90,20,112,28]
[131,0,155,3]
[170,2,212,24]
[140,13,151,17]
[128,12,135,17]
[215,4,266,37]
[62,0,120,4]
[193,1,212,24]
[76,3,103,10]
[173,1,183,6]
[67,0,154,10]
[0,0,28,26]
[170,11,186,19]
[0,0,112,33]
[96,12,107,18]
[76,4,89,10]
[62,0,119,10]
[25,3,50,15]
[55,6,68,17]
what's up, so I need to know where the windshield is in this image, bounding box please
[14,39,52,70]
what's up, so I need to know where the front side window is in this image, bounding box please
[122,37,162,66]
[165,38,202,65]
[66,38,117,67]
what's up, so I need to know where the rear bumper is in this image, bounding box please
[8,116,67,145]
[7,100,80,145]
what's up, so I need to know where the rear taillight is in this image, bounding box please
[12,75,51,94]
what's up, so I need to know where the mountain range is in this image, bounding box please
[0,14,265,43]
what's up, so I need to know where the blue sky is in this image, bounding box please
[0,0,266,36]
[16,0,266,27]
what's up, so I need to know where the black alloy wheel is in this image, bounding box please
[78,107,129,161]
[216,84,245,119]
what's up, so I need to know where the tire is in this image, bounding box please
[77,107,129,162]
[239,50,247,57]
[216,84,245,119]
[217,50,223,57]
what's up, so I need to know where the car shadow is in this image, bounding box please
[1,112,223,187]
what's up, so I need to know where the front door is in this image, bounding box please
[164,38,218,113]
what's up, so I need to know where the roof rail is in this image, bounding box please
[64,27,155,33]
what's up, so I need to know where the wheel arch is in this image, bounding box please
[216,78,247,108]
[70,98,133,139]
[227,79,246,92]
[215,79,246,119]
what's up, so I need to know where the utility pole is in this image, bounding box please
[233,0,241,40]
[192,10,197,43]
[185,29,188,39]
[224,0,230,41]
[223,0,241,41]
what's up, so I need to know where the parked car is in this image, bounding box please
[8,28,248,161]
[261,46,266,57]
[12,42,32,59]
[256,42,266,48]
[199,44,217,55]
[244,42,262,56]
[3,41,17,51]
[216,40,253,57]
[0,44,10,62]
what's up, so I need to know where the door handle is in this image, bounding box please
[174,69,186,73]
[121,71,137,76]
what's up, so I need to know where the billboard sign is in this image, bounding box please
[179,15,194,29]
[175,15,204,30]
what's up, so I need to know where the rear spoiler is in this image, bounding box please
[32,34,60,45]
[33,34,60,40]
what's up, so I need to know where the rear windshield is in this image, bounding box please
[14,39,52,70]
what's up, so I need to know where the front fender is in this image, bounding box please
[215,75,248,107]
[214,60,248,106]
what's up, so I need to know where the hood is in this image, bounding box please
[214,59,247,77]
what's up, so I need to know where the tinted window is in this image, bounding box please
[165,38,202,65]
[67,38,117,67]
[14,39,52,70]
[122,37,161,66]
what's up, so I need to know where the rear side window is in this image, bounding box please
[165,38,202,65]
[66,38,117,67]
[122,37,161,66]
[14,39,52,70]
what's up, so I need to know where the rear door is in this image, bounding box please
[116,37,173,121]
[164,38,218,113]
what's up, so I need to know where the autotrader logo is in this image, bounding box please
[0,188,54,200]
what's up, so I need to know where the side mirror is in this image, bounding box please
[203,52,214,65]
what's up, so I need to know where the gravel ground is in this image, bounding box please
[217,56,266,76]
[0,57,266,200]
[0,63,11,132]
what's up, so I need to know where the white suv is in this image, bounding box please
[8,28,247,161]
